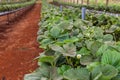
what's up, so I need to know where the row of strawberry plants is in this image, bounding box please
[53,0,120,13]
[24,0,120,80]
[0,0,36,12]
[0,0,28,5]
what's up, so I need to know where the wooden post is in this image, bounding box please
[106,0,109,6]
[77,0,79,4]
[74,0,76,4]
[81,0,83,4]
[95,0,98,4]
[87,0,89,5]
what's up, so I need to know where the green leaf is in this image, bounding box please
[92,65,118,80]
[63,68,90,80]
[91,41,102,56]
[85,40,94,50]
[63,43,76,57]
[96,44,108,56]
[49,44,64,53]
[41,39,53,45]
[49,67,63,80]
[106,25,118,33]
[24,65,63,80]
[94,27,104,39]
[80,55,94,65]
[44,49,55,56]
[39,56,55,64]
[77,33,84,38]
[40,38,53,49]
[57,33,69,42]
[112,43,120,52]
[101,49,120,71]
[87,62,100,71]
[38,64,50,78]
[91,65,102,80]
[50,27,61,38]
[73,19,89,30]
[71,29,79,36]
[24,64,50,80]
[63,37,79,43]
[103,34,113,42]
[101,65,118,79]
[57,65,71,75]
[58,20,73,30]
[50,43,76,57]
[77,47,90,55]
[112,74,120,80]
[24,72,42,80]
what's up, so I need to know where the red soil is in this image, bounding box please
[0,3,42,80]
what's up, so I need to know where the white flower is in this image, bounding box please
[77,54,82,59]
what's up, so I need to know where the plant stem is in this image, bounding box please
[66,56,69,64]
[51,62,54,67]
[66,56,73,66]
[113,33,116,42]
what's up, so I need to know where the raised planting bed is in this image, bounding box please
[24,0,120,80]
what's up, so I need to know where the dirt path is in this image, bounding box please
[0,3,42,80]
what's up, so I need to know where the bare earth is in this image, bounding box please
[0,3,42,80]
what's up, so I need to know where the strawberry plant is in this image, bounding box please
[24,0,120,80]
